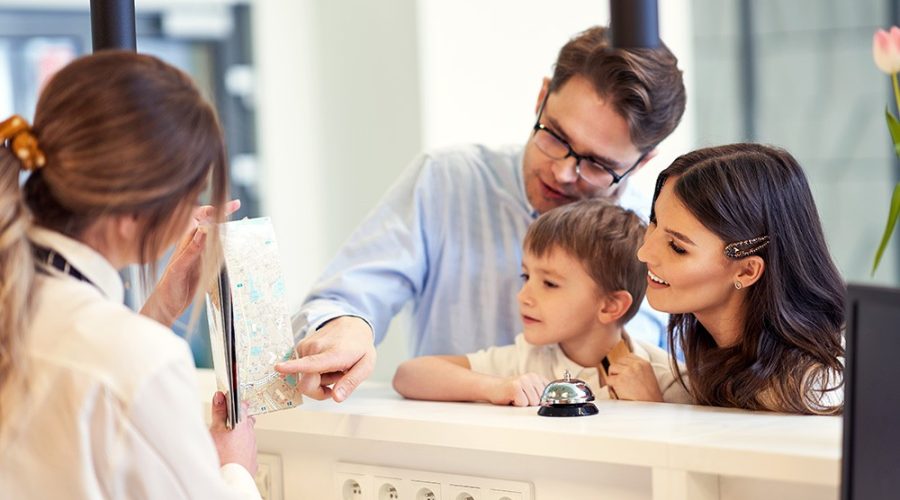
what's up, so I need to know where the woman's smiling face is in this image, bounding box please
[636,178,743,319]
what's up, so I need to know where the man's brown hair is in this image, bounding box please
[550,26,686,153]
[524,199,648,323]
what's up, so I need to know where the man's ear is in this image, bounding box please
[534,77,551,115]
[734,255,765,289]
[596,290,633,325]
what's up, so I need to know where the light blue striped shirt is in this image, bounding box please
[293,144,667,356]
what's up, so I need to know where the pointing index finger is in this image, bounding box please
[275,351,344,375]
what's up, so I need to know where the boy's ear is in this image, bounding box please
[596,290,633,324]
[734,255,765,289]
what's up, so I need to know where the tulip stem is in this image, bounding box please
[893,73,900,115]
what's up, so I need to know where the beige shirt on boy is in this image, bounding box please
[467,333,692,404]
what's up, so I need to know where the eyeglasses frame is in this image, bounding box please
[532,91,651,187]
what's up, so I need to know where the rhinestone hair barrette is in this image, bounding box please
[724,235,770,259]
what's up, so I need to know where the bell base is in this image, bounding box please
[537,402,599,417]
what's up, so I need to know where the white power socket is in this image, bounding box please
[446,483,480,500]
[373,475,404,500]
[487,490,523,500]
[256,453,284,500]
[336,472,370,500]
[410,479,441,500]
[334,463,533,500]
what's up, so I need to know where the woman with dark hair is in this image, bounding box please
[614,143,844,415]
[0,52,259,498]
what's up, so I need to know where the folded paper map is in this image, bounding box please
[206,217,302,428]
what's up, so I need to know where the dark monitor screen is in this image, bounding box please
[841,284,900,500]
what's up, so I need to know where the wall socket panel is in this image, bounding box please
[335,462,532,500]
[256,453,284,500]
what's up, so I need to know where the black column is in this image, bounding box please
[90,0,137,308]
[90,0,136,52]
[737,0,756,142]
[610,0,659,49]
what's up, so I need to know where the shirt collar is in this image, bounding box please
[552,343,591,379]
[549,344,608,398]
[552,337,633,372]
[553,338,636,399]
[28,226,125,303]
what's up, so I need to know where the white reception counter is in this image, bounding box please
[196,369,840,500]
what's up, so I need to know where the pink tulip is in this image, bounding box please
[873,27,900,74]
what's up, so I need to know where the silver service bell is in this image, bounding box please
[537,370,599,417]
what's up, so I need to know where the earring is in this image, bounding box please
[734,281,743,290]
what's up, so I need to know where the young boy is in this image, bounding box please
[392,200,691,406]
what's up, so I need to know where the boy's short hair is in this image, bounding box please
[524,200,648,324]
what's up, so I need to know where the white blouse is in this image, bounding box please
[0,227,260,500]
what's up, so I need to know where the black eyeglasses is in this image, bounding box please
[532,92,648,187]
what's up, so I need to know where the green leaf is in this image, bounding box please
[872,182,900,275]
[885,108,900,157]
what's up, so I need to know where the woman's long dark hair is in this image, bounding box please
[651,144,844,415]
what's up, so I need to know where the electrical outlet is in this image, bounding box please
[488,490,523,500]
[336,472,369,500]
[255,453,283,500]
[335,463,532,500]
[411,479,442,500]
[255,461,271,499]
[373,476,403,500]
[446,483,481,500]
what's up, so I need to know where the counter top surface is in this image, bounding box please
[197,369,841,485]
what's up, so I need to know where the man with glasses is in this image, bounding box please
[532,92,649,190]
[280,26,686,402]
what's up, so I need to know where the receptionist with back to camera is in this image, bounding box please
[277,25,688,402]
[0,52,260,499]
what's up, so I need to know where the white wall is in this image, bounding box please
[253,0,422,312]
[415,0,609,150]
[253,0,328,310]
